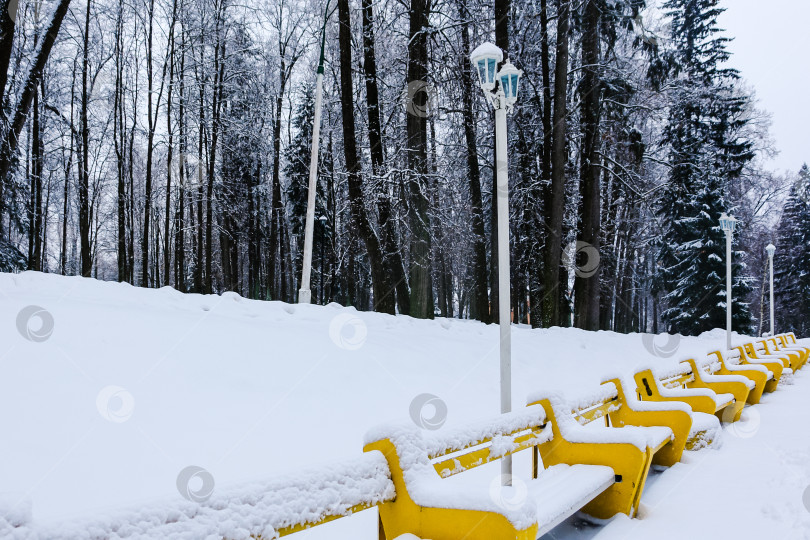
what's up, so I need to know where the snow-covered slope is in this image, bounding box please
[1,271,808,539]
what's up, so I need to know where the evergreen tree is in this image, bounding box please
[656,0,755,335]
[773,164,810,335]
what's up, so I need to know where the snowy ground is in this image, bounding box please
[1,271,809,539]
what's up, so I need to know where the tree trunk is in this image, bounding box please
[336,0,395,314]
[405,0,434,318]
[457,0,489,323]
[573,0,601,330]
[541,0,570,327]
[361,0,408,315]
[0,0,72,239]
[77,0,92,276]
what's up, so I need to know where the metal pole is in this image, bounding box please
[299,1,331,304]
[769,253,775,336]
[726,231,732,350]
[494,101,512,483]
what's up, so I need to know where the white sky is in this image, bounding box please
[718,0,810,174]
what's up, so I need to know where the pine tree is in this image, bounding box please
[656,0,755,335]
[773,164,810,335]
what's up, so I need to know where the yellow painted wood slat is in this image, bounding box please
[431,427,548,478]
[250,499,383,538]
[573,397,621,425]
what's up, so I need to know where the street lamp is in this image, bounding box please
[470,42,522,483]
[719,213,738,349]
[299,0,333,304]
[766,243,776,336]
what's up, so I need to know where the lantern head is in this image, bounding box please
[766,244,776,258]
[470,42,503,93]
[497,60,522,107]
[719,213,738,234]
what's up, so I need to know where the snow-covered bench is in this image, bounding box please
[679,358,752,422]
[633,367,736,420]
[759,337,806,371]
[364,404,644,540]
[2,453,396,539]
[733,344,789,391]
[570,378,692,469]
[707,349,771,404]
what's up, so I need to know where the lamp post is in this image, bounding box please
[299,0,332,304]
[470,42,522,483]
[719,213,738,349]
[766,243,776,336]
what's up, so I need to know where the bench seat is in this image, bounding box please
[532,464,615,537]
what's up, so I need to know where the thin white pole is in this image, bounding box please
[298,71,324,304]
[494,101,512,483]
[769,253,775,335]
[726,231,732,350]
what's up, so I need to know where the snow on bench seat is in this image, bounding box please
[687,412,721,451]
[4,452,395,540]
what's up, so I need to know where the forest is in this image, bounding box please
[1,0,808,336]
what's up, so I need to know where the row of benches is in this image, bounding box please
[11,334,805,539]
[361,332,807,540]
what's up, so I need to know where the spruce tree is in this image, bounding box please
[656,0,755,335]
[773,164,810,335]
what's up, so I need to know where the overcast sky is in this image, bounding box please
[717,0,810,174]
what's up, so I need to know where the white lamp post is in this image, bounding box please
[719,213,738,349]
[299,0,332,304]
[766,243,776,336]
[470,42,522,483]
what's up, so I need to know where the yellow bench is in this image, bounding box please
[707,349,770,404]
[680,358,751,422]
[765,335,808,370]
[573,378,692,468]
[633,368,737,421]
[733,344,789,391]
[366,400,657,539]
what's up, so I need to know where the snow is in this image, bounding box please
[1,452,394,539]
[2,272,809,539]
[469,42,503,62]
